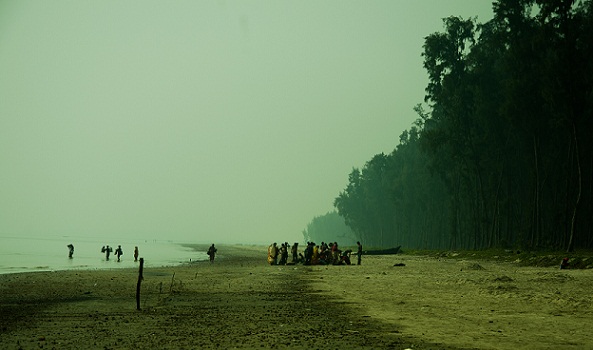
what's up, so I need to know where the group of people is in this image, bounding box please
[66,244,140,262]
[267,241,363,266]
[100,245,139,262]
[66,243,216,264]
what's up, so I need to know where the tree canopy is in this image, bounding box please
[329,0,592,251]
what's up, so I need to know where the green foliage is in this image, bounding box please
[328,0,593,251]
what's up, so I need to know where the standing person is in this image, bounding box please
[279,243,289,265]
[267,242,278,265]
[357,241,363,265]
[101,245,113,260]
[134,246,139,262]
[278,243,285,265]
[267,243,273,264]
[304,242,313,265]
[67,244,74,258]
[272,243,278,265]
[291,243,299,263]
[207,244,217,263]
[312,244,320,265]
[331,242,339,265]
[114,245,123,262]
[267,243,276,265]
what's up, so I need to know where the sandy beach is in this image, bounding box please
[1,245,592,349]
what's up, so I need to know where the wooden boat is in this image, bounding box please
[364,246,401,255]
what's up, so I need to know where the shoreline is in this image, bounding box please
[0,241,211,276]
[1,245,592,349]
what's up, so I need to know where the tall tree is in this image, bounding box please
[330,0,593,252]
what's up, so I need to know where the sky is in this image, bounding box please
[0,1,494,245]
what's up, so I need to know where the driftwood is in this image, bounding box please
[364,246,401,255]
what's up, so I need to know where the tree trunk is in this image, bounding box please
[532,135,540,248]
[489,161,505,248]
[566,122,582,253]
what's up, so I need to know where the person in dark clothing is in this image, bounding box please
[278,243,288,265]
[101,245,113,261]
[207,244,217,263]
[114,245,124,262]
[341,249,352,265]
[357,241,363,265]
[304,242,314,265]
[67,244,74,258]
[291,243,299,263]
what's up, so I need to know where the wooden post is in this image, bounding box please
[136,258,144,310]
[169,272,175,293]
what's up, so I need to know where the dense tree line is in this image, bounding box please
[333,0,592,251]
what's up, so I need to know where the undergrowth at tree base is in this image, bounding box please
[402,249,593,269]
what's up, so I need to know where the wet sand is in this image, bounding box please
[1,245,591,349]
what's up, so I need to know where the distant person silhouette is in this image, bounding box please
[291,242,299,263]
[268,242,278,265]
[101,245,113,260]
[67,244,74,259]
[207,244,217,263]
[115,245,124,262]
[134,246,139,262]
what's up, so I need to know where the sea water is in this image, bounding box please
[0,235,208,274]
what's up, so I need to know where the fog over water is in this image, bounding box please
[0,1,493,245]
[0,235,207,275]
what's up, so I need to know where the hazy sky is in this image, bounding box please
[0,1,493,244]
